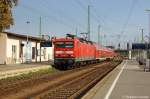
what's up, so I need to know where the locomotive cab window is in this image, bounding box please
[55,42,74,48]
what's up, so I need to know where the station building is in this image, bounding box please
[0,32,53,64]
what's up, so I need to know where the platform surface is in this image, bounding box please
[82,60,150,99]
[0,62,51,72]
[0,62,52,79]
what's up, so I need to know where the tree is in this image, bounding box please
[0,0,18,32]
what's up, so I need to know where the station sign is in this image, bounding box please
[132,43,150,50]
[40,41,52,47]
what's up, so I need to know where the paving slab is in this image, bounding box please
[82,60,150,99]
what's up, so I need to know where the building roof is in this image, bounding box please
[0,32,46,41]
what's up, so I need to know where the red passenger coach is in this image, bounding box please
[99,47,117,60]
[52,34,116,70]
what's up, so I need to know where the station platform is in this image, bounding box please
[82,60,150,99]
[0,62,52,79]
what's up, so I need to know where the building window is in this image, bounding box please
[32,47,36,59]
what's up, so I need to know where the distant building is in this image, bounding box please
[0,32,53,64]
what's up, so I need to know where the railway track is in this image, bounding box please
[32,61,120,99]
[0,60,121,99]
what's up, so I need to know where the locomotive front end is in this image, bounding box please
[53,39,75,69]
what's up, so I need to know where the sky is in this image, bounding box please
[5,0,150,48]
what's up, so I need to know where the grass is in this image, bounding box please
[0,67,55,81]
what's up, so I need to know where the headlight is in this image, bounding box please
[55,51,64,54]
[65,51,73,54]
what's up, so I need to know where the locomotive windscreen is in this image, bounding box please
[55,42,73,48]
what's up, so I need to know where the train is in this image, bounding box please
[52,34,118,70]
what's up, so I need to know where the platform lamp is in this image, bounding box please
[145,9,150,71]
[145,9,150,57]
[144,35,150,71]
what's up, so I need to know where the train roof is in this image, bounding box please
[52,34,115,52]
[66,33,96,44]
[52,34,95,44]
[99,47,114,52]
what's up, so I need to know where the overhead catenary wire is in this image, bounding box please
[73,0,116,44]
[19,0,137,44]
[73,0,110,36]
[88,0,138,47]
[42,0,86,33]
[92,7,114,33]
[91,0,139,34]
[72,0,113,35]
[20,4,76,33]
[118,0,138,48]
[73,0,87,11]
[120,0,138,34]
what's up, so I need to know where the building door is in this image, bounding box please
[32,47,36,59]
[26,42,32,62]
[12,45,17,63]
[20,43,24,63]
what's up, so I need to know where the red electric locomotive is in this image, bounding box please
[52,34,116,70]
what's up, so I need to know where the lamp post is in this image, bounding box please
[39,17,42,62]
[98,25,101,46]
[26,21,30,63]
[144,35,150,71]
[26,21,30,43]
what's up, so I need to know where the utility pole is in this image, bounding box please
[75,27,78,36]
[26,21,30,44]
[39,16,42,38]
[98,24,101,46]
[88,5,90,41]
[26,21,30,63]
[141,28,144,43]
[39,16,42,62]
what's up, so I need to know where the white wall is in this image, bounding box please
[22,41,30,63]
[22,41,37,63]
[8,40,54,63]
[37,43,54,62]
[0,33,54,64]
[6,36,38,64]
[41,47,54,61]
[6,37,20,64]
[31,42,37,62]
[0,33,7,64]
